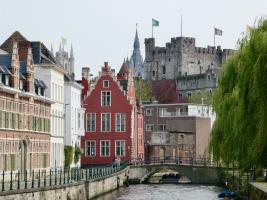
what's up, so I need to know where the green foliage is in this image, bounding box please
[134,78,155,101]
[64,145,73,168]
[74,146,82,164]
[188,90,213,105]
[210,19,267,171]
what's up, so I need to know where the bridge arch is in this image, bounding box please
[129,164,222,184]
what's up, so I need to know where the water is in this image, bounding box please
[94,184,222,200]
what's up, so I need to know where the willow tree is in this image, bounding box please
[210,19,267,171]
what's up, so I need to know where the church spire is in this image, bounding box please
[134,24,140,50]
[70,44,74,58]
[51,44,54,55]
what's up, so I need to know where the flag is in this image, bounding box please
[152,19,159,27]
[61,37,67,45]
[214,28,222,36]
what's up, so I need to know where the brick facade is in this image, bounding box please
[81,62,144,166]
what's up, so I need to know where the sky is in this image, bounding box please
[0,0,266,78]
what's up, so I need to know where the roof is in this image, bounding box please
[119,61,130,74]
[34,79,47,88]
[0,65,11,75]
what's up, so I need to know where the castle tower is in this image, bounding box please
[11,42,20,89]
[69,44,74,79]
[129,28,144,78]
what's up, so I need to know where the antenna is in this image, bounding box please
[180,14,183,37]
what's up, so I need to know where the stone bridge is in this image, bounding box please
[129,164,223,184]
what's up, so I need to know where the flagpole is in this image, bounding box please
[152,24,153,38]
[181,14,183,37]
[213,27,216,48]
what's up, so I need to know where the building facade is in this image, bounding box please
[143,103,214,163]
[1,31,68,169]
[81,62,144,166]
[55,46,85,167]
[0,37,52,172]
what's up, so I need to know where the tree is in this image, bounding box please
[64,145,73,168]
[134,78,155,101]
[189,90,213,105]
[152,80,178,103]
[210,19,267,172]
[74,146,82,165]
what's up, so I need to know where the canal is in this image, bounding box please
[94,184,222,200]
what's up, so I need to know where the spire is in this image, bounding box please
[134,24,140,50]
[70,44,74,58]
[59,43,62,52]
[51,44,54,55]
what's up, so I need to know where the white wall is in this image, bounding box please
[35,66,65,169]
[64,82,85,167]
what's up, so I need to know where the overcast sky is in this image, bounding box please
[0,0,266,78]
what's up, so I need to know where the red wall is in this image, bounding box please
[81,74,132,166]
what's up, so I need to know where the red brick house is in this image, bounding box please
[81,62,144,166]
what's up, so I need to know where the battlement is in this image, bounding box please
[145,36,235,57]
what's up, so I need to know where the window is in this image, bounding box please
[78,113,81,129]
[86,113,96,132]
[115,140,125,156]
[152,71,155,77]
[146,124,154,131]
[146,108,153,116]
[187,91,192,97]
[162,65,166,74]
[101,113,110,132]
[116,113,126,132]
[159,124,166,131]
[19,80,24,90]
[101,91,111,106]
[100,140,110,157]
[103,80,109,88]
[86,141,96,156]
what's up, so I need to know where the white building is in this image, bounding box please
[56,46,85,167]
[32,42,67,169]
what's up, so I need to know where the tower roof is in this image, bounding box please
[119,59,130,74]
[134,28,140,49]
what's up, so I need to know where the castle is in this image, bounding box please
[143,36,234,97]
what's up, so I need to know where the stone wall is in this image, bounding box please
[0,182,86,200]
[0,167,130,200]
[249,182,267,200]
[86,167,129,199]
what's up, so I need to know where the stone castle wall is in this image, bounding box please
[144,37,234,82]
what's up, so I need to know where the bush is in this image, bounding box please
[64,145,73,168]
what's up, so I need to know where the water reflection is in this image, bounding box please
[94,184,221,200]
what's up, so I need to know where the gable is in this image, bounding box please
[83,74,131,110]
[0,31,29,54]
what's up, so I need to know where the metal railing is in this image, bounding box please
[0,163,128,193]
[130,156,216,167]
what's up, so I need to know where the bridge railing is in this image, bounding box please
[0,163,128,193]
[130,156,217,167]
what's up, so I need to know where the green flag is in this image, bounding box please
[152,18,159,27]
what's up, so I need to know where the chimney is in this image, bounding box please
[11,42,20,89]
[26,48,34,93]
[82,67,90,81]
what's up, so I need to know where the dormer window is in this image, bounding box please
[40,88,45,96]
[3,75,9,86]
[103,80,109,88]
[19,80,24,90]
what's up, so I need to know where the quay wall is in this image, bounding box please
[0,167,130,200]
